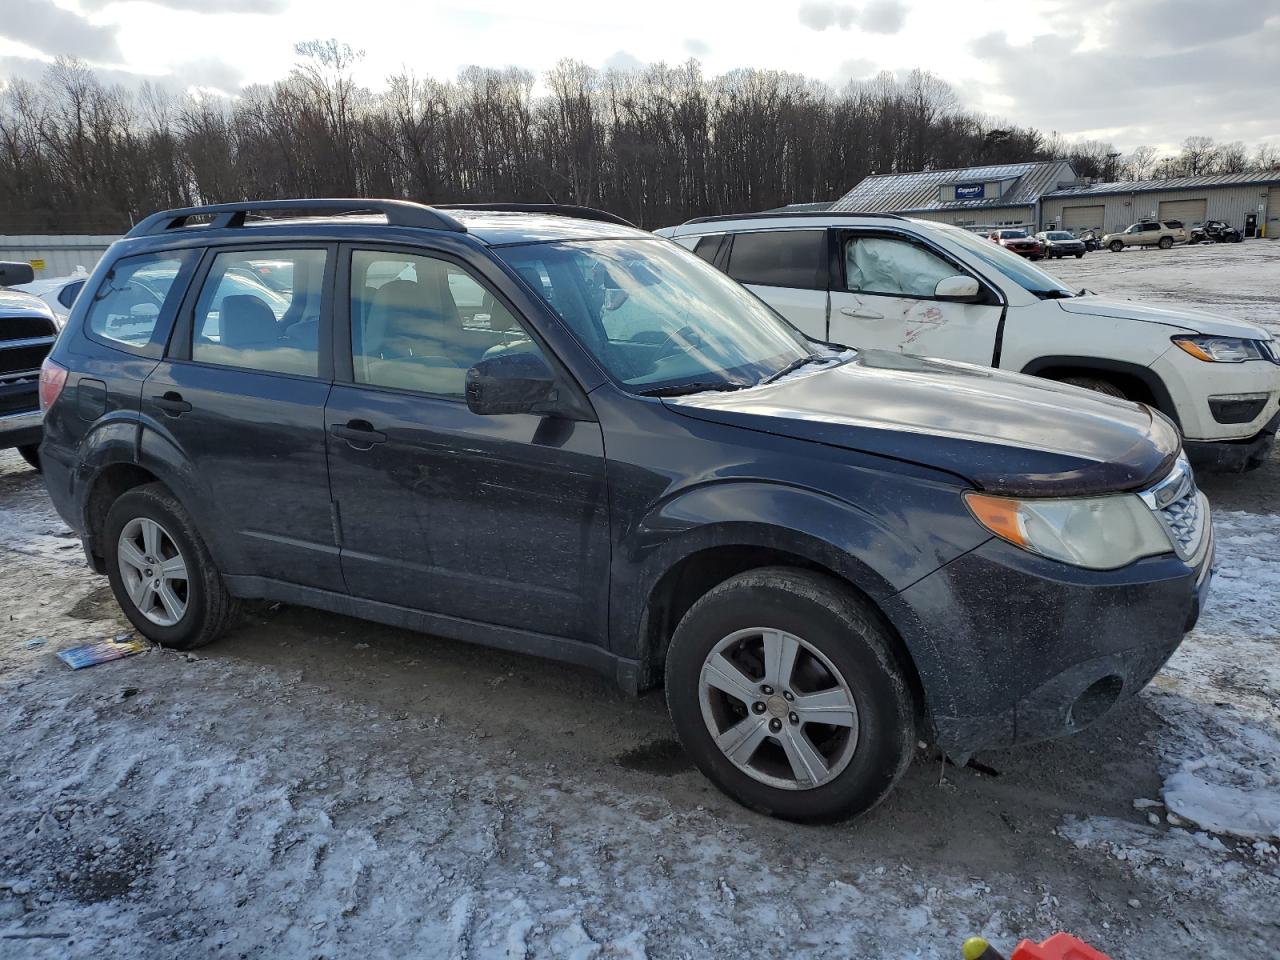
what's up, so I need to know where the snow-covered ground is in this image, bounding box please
[1,244,1279,958]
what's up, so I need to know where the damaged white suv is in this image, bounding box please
[657,213,1280,470]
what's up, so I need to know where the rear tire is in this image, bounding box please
[104,483,237,650]
[17,444,40,472]
[1060,376,1127,400]
[664,567,916,823]
[1159,236,1174,249]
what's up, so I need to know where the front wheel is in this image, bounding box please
[1060,376,1127,400]
[1075,252,1084,258]
[16,444,40,472]
[104,483,238,650]
[1109,240,1124,252]
[665,568,916,823]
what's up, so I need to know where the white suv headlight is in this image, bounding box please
[964,491,1173,570]
[1172,335,1267,363]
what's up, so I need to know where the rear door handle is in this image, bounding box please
[840,306,884,320]
[152,391,192,416]
[330,420,387,448]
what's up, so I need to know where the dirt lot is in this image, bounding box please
[1,242,1278,958]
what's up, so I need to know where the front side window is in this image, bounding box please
[191,249,326,377]
[58,280,85,309]
[939,224,1074,299]
[85,251,192,351]
[350,250,536,399]
[726,230,826,290]
[844,236,959,299]
[496,238,817,393]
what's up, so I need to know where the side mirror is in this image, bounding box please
[465,350,559,417]
[934,275,982,303]
[0,261,35,286]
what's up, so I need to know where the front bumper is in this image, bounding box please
[884,526,1212,758]
[1185,409,1279,472]
[0,407,42,449]
[1150,347,1280,444]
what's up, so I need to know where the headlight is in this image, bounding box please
[1172,335,1267,363]
[964,491,1172,570]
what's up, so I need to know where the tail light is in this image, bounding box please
[39,357,68,412]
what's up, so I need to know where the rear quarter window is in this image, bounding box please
[84,251,193,353]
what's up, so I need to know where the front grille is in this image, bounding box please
[2,315,57,339]
[1140,456,1208,563]
[0,342,54,377]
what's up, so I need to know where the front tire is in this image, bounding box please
[1075,252,1084,259]
[17,444,40,472]
[1109,240,1124,252]
[104,483,237,650]
[1060,376,1127,400]
[665,568,916,823]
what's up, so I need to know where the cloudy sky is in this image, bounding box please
[1,0,1277,153]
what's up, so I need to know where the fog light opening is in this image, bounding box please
[1067,675,1124,730]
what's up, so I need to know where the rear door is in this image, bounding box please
[140,244,343,590]
[828,229,1002,363]
[324,244,610,643]
[723,229,829,339]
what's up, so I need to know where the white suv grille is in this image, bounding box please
[1139,455,1208,563]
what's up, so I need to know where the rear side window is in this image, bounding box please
[693,234,724,264]
[726,230,826,289]
[85,252,191,352]
[191,249,327,377]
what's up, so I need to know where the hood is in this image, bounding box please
[665,351,1180,497]
[1057,295,1270,339]
[0,288,56,319]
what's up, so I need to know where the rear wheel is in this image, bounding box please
[1109,240,1124,252]
[665,568,916,823]
[1060,376,1127,400]
[1158,236,1174,249]
[17,444,40,472]
[104,484,237,650]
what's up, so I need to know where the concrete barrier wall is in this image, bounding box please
[0,235,123,279]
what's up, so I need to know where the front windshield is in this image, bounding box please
[998,229,1028,239]
[941,226,1075,298]
[1046,232,1073,240]
[496,238,819,393]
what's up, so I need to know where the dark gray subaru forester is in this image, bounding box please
[39,199,1213,822]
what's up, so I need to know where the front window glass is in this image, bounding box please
[496,238,817,393]
[940,225,1074,298]
[844,237,957,298]
[1045,232,1073,240]
[998,229,1028,239]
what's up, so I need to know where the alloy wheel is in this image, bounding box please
[698,627,859,790]
[117,517,189,626]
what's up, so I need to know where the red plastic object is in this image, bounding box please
[1011,933,1112,960]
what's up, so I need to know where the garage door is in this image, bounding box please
[1062,205,1104,232]
[1269,187,1280,238]
[1159,198,1207,227]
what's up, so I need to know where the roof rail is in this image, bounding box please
[436,203,637,229]
[681,210,905,226]
[126,198,467,238]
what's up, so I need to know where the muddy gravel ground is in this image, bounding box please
[1,243,1278,958]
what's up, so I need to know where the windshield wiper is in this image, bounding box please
[635,380,750,397]
[763,354,838,384]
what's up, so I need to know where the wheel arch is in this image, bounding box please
[1020,355,1181,428]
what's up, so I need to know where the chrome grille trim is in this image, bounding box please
[1139,455,1208,563]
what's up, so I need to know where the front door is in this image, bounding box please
[324,246,610,643]
[827,231,1002,364]
[141,245,343,590]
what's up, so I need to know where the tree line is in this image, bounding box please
[1,41,1277,235]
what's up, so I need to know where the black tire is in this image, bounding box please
[1060,376,1127,400]
[1158,236,1173,249]
[1074,252,1084,259]
[104,483,238,650]
[664,567,916,823]
[1109,240,1124,252]
[17,444,40,472]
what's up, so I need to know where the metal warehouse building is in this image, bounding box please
[1040,172,1280,238]
[833,161,1280,237]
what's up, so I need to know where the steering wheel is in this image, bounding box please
[652,325,704,360]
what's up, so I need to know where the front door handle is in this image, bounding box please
[330,419,387,449]
[152,391,192,416]
[840,306,884,320]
